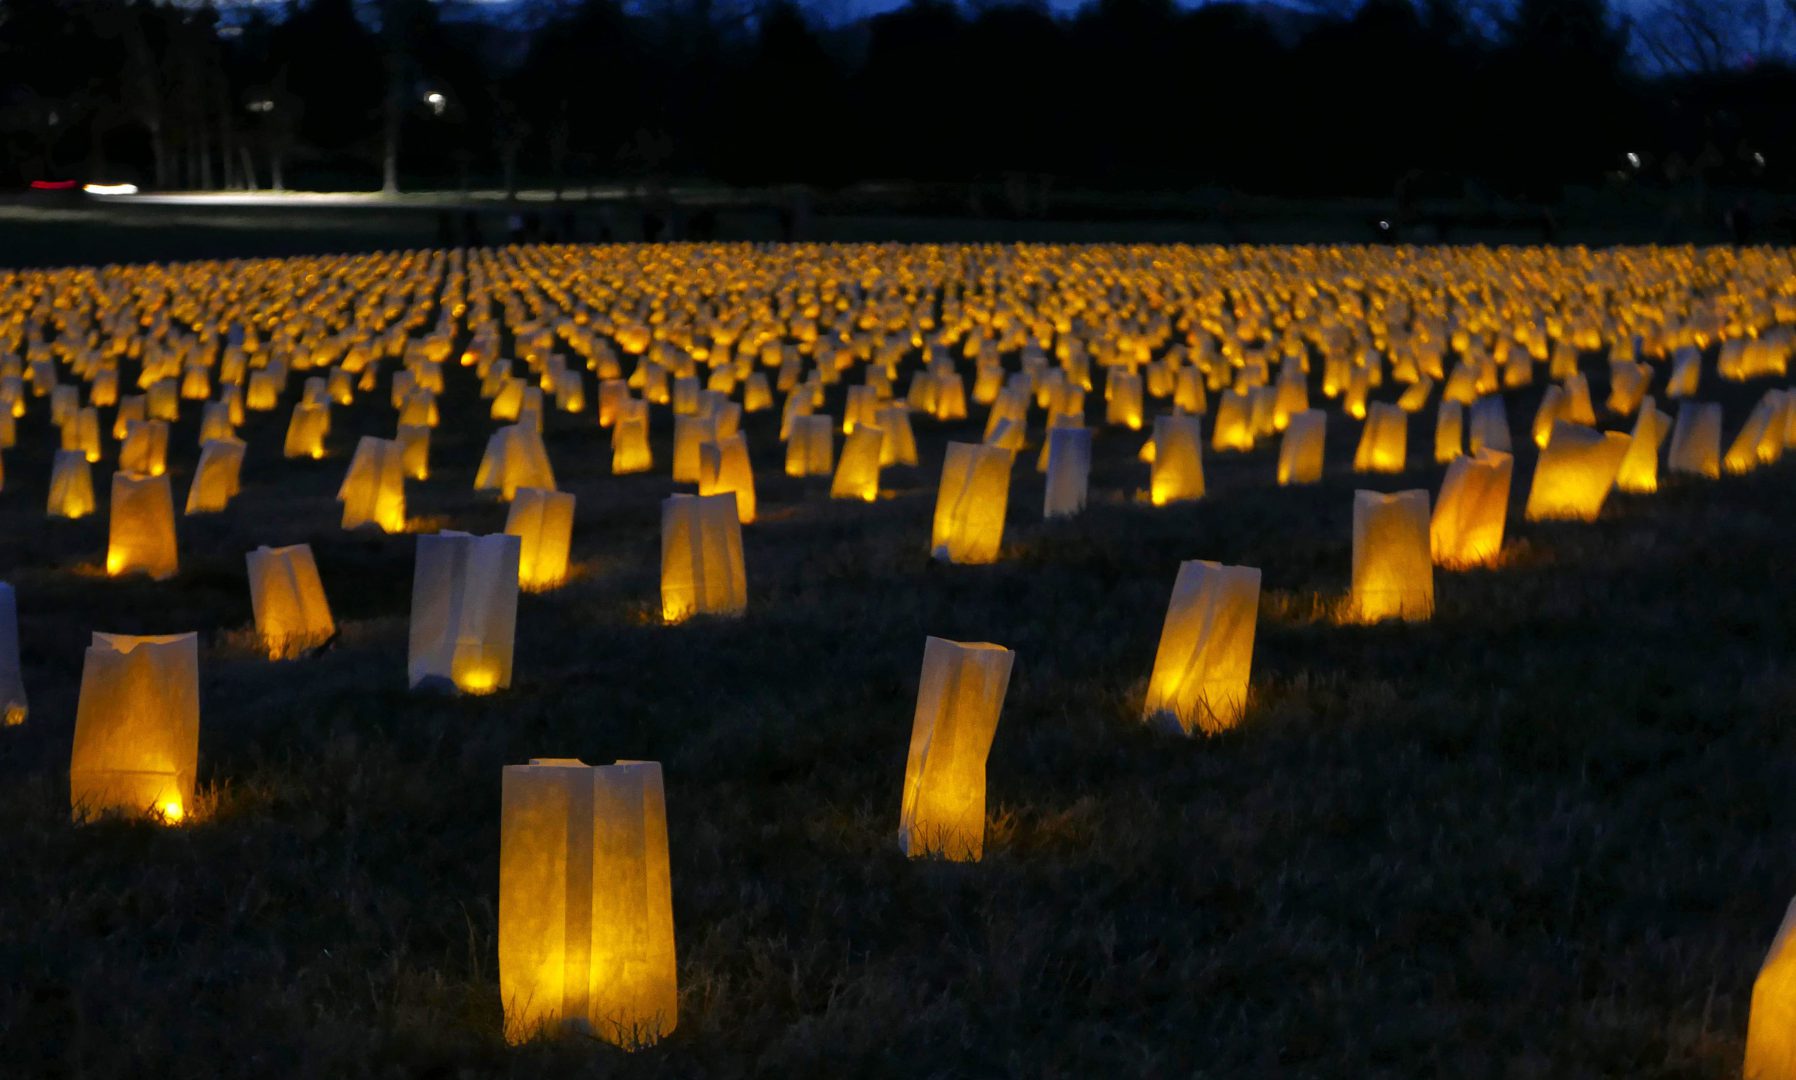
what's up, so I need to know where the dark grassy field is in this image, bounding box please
[0,246,1792,1078]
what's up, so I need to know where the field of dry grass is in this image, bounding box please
[0,244,1792,1077]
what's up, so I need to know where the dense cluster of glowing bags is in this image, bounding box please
[7,243,1796,1056]
[13,243,1796,592]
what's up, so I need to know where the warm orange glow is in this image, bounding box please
[1747,896,1796,1079]
[899,638,1013,861]
[283,402,330,460]
[671,414,718,484]
[506,488,576,592]
[1149,414,1205,505]
[1343,367,1369,420]
[597,379,629,427]
[70,632,200,824]
[698,433,757,523]
[185,437,246,515]
[1395,377,1432,413]
[1524,422,1629,522]
[1666,347,1701,398]
[1431,450,1513,568]
[1274,372,1310,428]
[1278,410,1326,485]
[1606,360,1650,416]
[1434,401,1464,463]
[843,385,882,433]
[48,449,96,519]
[1352,402,1408,474]
[611,399,652,474]
[1615,399,1670,494]
[338,436,407,532]
[247,544,336,659]
[396,424,430,480]
[245,373,281,412]
[830,424,884,502]
[119,418,170,477]
[1350,489,1433,622]
[931,373,969,421]
[409,532,521,694]
[1105,370,1144,430]
[931,442,1011,564]
[107,472,179,581]
[454,662,500,694]
[1531,385,1566,449]
[500,759,677,1047]
[1144,561,1259,734]
[1210,388,1254,452]
[475,425,557,501]
[490,377,526,421]
[785,414,835,478]
[661,494,747,623]
[1724,390,1786,475]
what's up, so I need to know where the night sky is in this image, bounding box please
[219,0,1662,25]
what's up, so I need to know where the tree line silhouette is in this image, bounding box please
[0,0,1787,202]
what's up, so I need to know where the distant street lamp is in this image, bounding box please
[425,92,447,117]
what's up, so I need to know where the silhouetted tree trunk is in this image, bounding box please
[454,148,473,195]
[117,10,169,188]
[491,90,528,200]
[198,111,213,189]
[262,69,297,194]
[215,69,237,190]
[150,126,168,189]
[550,100,570,201]
[186,125,200,189]
[501,137,522,199]
[382,76,401,193]
[375,0,441,194]
[84,97,110,182]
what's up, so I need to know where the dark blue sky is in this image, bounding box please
[810,0,1654,19]
[220,0,1665,33]
[228,0,1658,19]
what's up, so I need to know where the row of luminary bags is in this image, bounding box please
[18,394,1796,1057]
[37,359,1796,587]
[1,249,1791,1060]
[23,326,1794,556]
